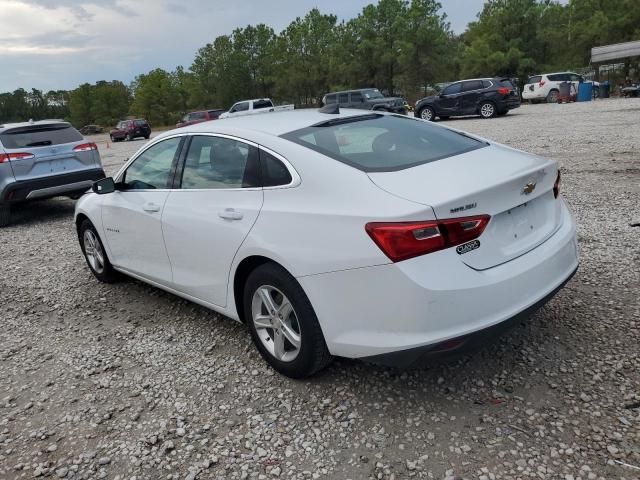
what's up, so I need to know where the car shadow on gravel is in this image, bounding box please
[4,198,76,228]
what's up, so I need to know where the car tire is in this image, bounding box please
[244,263,332,378]
[110,135,115,142]
[0,204,10,228]
[418,106,435,121]
[127,133,134,141]
[546,90,559,103]
[144,135,150,140]
[479,101,497,118]
[79,219,120,283]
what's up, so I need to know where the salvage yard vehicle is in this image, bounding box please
[110,119,151,142]
[0,120,105,227]
[218,98,294,119]
[75,108,578,378]
[415,77,520,121]
[322,88,407,114]
[522,72,597,103]
[79,125,104,135]
[176,109,226,128]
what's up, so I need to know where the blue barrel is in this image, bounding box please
[577,82,593,102]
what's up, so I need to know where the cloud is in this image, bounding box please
[0,0,486,92]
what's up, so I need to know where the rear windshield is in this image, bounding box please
[527,76,542,84]
[134,120,148,126]
[0,124,82,149]
[499,79,515,88]
[281,114,486,172]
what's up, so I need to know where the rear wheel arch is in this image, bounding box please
[233,255,292,323]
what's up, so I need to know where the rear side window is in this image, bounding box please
[548,74,570,82]
[254,99,273,109]
[0,124,82,149]
[351,92,364,103]
[462,80,483,92]
[482,80,493,88]
[260,150,292,187]
[189,112,206,120]
[499,79,515,88]
[338,93,349,104]
[282,114,486,172]
[527,76,542,84]
[324,94,336,105]
[232,102,250,112]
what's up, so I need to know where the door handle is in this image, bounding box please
[143,202,161,213]
[218,208,243,220]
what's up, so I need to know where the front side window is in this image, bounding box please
[338,93,349,104]
[442,83,462,95]
[282,114,486,172]
[351,92,364,103]
[122,137,181,190]
[232,102,250,112]
[180,136,259,189]
[189,112,206,121]
[570,74,583,82]
[362,89,384,99]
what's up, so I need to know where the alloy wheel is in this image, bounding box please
[83,229,105,274]
[420,108,433,121]
[480,103,495,118]
[251,285,302,362]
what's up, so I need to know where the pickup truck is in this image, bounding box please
[176,109,225,128]
[218,98,294,119]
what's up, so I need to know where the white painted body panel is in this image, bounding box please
[75,109,578,360]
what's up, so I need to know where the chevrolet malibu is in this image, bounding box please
[75,108,578,378]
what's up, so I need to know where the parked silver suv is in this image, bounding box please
[0,120,105,226]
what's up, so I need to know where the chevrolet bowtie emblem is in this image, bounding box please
[522,182,536,195]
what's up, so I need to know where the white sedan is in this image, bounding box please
[75,108,578,378]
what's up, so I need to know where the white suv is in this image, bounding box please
[522,72,587,103]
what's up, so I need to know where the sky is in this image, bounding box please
[0,0,486,92]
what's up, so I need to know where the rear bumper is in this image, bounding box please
[522,89,546,100]
[299,200,578,360]
[1,168,105,204]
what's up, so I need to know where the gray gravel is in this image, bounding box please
[1,99,639,480]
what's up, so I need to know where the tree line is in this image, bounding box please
[0,0,638,127]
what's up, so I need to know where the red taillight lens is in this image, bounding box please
[0,152,35,163]
[73,142,98,152]
[553,171,561,198]
[539,80,545,87]
[496,87,510,95]
[365,215,490,262]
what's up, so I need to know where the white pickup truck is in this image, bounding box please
[218,98,294,119]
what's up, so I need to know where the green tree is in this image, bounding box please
[130,69,181,125]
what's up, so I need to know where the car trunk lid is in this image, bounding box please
[368,144,562,269]
[0,123,100,181]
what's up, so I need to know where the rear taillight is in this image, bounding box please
[0,152,35,163]
[539,80,545,87]
[73,142,98,152]
[553,171,561,198]
[365,215,490,262]
[496,87,510,95]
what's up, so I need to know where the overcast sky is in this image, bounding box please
[0,0,485,92]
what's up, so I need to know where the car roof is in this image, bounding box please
[0,119,70,133]
[160,108,378,139]
[325,89,379,95]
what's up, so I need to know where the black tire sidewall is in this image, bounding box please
[243,263,331,378]
[79,220,118,283]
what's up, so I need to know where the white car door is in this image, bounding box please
[161,134,264,307]
[101,136,184,285]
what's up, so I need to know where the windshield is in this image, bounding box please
[361,89,384,100]
[281,114,486,172]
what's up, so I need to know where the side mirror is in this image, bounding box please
[93,177,116,195]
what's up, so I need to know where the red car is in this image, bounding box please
[110,119,151,142]
[176,109,225,128]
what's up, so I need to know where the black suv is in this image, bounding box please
[415,78,520,121]
[322,89,406,114]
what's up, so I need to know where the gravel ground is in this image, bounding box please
[0,99,639,480]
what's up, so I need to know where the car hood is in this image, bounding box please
[417,95,438,104]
